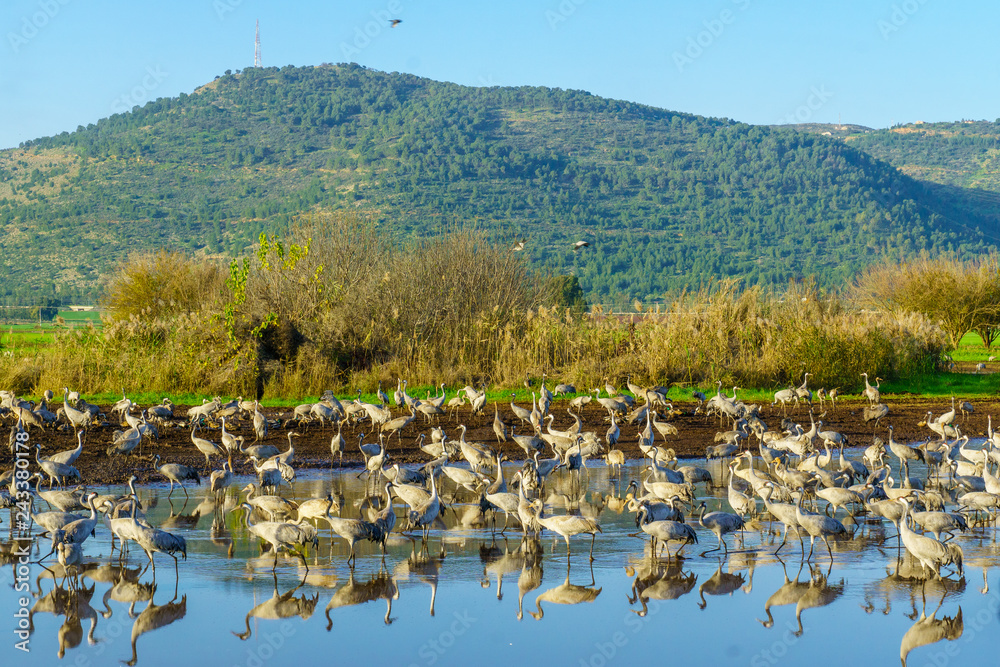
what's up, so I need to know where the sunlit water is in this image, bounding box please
[3,453,999,667]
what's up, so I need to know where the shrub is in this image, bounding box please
[102,250,226,323]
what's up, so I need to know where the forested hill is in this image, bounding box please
[784,120,1000,226]
[846,121,1000,195]
[2,63,998,307]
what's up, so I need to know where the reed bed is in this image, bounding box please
[0,218,948,399]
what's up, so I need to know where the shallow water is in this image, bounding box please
[3,455,999,667]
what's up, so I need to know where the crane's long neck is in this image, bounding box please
[495,455,505,488]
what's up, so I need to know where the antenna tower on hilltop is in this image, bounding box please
[254,19,261,68]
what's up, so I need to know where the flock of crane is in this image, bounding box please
[2,372,996,584]
[4,372,999,664]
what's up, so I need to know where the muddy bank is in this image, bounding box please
[4,396,993,487]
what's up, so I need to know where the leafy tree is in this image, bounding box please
[547,275,589,312]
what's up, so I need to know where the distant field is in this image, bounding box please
[950,331,994,362]
[0,310,101,349]
[59,310,102,322]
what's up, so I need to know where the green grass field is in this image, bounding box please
[58,310,102,323]
[0,310,101,349]
[949,331,995,362]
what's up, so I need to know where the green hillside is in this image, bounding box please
[845,121,1000,193]
[784,120,1000,221]
[2,63,998,308]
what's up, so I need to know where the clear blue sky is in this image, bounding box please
[2,0,998,150]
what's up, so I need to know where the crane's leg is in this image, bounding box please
[700,536,721,557]
[171,555,180,598]
[773,525,788,555]
[679,535,694,557]
[589,532,596,562]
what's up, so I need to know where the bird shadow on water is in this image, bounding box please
[528,559,601,620]
[234,570,317,641]
[625,555,698,617]
[123,588,187,666]
[697,558,746,610]
[27,576,99,660]
[394,541,445,616]
[899,582,964,667]
[324,566,399,628]
[861,551,966,618]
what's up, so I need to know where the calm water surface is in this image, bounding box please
[3,456,999,667]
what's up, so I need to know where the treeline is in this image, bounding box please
[0,216,947,399]
[2,64,999,305]
[856,255,1000,348]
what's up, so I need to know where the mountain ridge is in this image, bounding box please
[1,63,997,307]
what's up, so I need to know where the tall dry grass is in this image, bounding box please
[0,216,948,398]
[481,280,944,392]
